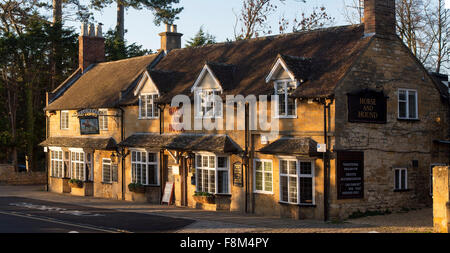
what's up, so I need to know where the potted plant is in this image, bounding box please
[68,179,83,188]
[193,192,215,204]
[128,183,146,193]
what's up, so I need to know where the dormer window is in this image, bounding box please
[275,80,297,118]
[196,89,222,118]
[139,93,159,119]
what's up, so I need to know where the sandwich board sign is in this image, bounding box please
[161,182,174,205]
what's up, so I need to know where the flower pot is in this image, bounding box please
[193,195,215,204]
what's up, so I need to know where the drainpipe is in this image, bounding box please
[244,103,249,213]
[45,93,49,192]
[322,98,330,222]
[119,107,125,200]
[158,104,165,200]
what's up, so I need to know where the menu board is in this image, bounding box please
[161,182,174,205]
[233,162,243,187]
[337,151,364,199]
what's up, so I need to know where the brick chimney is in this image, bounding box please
[79,23,105,72]
[364,0,396,38]
[159,24,183,52]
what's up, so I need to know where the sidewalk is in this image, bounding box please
[0,185,433,233]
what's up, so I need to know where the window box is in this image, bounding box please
[193,192,215,204]
[128,183,146,193]
[68,179,83,188]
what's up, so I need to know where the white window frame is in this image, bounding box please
[253,159,273,194]
[139,93,159,119]
[195,152,230,194]
[279,158,315,205]
[194,89,223,119]
[70,149,85,181]
[130,149,160,186]
[274,80,297,119]
[102,158,112,183]
[398,89,418,120]
[99,109,108,131]
[49,147,64,178]
[394,168,408,191]
[60,110,69,130]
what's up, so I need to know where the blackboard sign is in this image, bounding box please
[348,90,387,124]
[161,182,174,205]
[337,151,364,199]
[233,162,243,187]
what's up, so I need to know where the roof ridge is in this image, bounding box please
[96,52,160,66]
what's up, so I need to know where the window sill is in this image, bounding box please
[254,191,273,195]
[397,118,420,122]
[393,189,410,192]
[279,201,316,207]
[138,117,159,120]
[215,193,232,197]
[273,115,298,119]
[101,182,113,185]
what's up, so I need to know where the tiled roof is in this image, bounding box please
[257,137,318,155]
[39,137,117,150]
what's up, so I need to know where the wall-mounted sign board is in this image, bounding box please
[161,182,174,205]
[337,151,364,199]
[79,117,99,135]
[233,162,243,187]
[348,90,387,124]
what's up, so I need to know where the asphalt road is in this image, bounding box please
[0,196,194,233]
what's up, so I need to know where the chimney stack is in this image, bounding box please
[79,22,105,72]
[364,0,396,38]
[159,23,183,52]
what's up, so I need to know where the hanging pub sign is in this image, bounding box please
[347,90,387,124]
[337,151,364,199]
[233,162,243,187]
[78,109,99,135]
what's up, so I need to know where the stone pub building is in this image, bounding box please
[41,0,450,220]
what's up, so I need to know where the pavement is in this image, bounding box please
[0,185,434,233]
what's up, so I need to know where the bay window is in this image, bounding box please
[280,159,314,205]
[195,154,229,194]
[275,81,296,118]
[131,150,159,185]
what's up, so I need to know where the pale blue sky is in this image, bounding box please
[65,0,354,52]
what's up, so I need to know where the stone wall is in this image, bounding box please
[0,164,46,185]
[433,166,449,233]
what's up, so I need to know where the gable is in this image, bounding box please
[191,65,223,92]
[134,71,160,96]
[266,57,296,83]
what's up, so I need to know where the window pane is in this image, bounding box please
[401,170,406,190]
[136,163,142,184]
[278,95,286,115]
[103,162,111,182]
[408,92,417,118]
[300,162,312,175]
[196,155,201,168]
[142,164,147,185]
[395,169,400,190]
[218,170,228,194]
[148,153,156,163]
[300,177,313,203]
[209,170,216,193]
[197,168,203,192]
[264,172,272,192]
[264,162,272,172]
[218,157,227,168]
[289,177,298,203]
[209,156,215,168]
[202,156,208,167]
[255,161,262,172]
[202,169,208,193]
[146,95,152,117]
[140,96,146,117]
[280,160,287,174]
[289,161,297,175]
[280,176,288,202]
[287,97,296,116]
[255,171,263,191]
[399,90,406,101]
[148,164,157,185]
[399,101,407,118]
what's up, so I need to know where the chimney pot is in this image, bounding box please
[79,23,105,72]
[81,23,88,36]
[165,23,170,32]
[88,23,95,36]
[95,23,103,38]
[171,24,177,33]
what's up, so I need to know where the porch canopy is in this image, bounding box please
[118,133,242,154]
[39,137,117,150]
[257,137,318,156]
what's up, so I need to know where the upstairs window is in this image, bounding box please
[60,111,69,130]
[139,94,159,119]
[398,89,418,119]
[394,168,408,191]
[99,109,108,131]
[195,89,222,118]
[275,81,296,118]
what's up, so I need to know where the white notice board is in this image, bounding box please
[161,182,174,205]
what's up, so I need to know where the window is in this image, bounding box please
[394,168,408,190]
[131,150,159,185]
[50,149,63,178]
[99,109,108,131]
[195,89,222,118]
[60,110,69,130]
[139,94,159,119]
[195,154,229,194]
[398,89,418,119]
[280,160,314,204]
[71,151,85,181]
[254,159,273,194]
[275,81,296,118]
[102,158,112,183]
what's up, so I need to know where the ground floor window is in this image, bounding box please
[131,150,159,185]
[394,168,407,190]
[71,151,85,181]
[279,159,314,204]
[196,154,229,194]
[50,149,63,178]
[254,159,273,194]
[102,158,118,183]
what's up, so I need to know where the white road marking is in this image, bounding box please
[0,211,128,233]
[9,202,104,217]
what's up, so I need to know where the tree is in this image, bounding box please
[185,26,216,48]
[278,6,335,34]
[104,29,152,61]
[90,0,183,41]
[340,0,364,25]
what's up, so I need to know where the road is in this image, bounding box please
[0,196,194,233]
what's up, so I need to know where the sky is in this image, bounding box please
[64,0,355,52]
